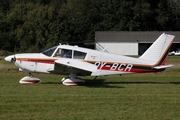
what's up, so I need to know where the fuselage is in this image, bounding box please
[7,44,164,76]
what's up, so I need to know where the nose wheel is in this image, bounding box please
[19,72,41,84]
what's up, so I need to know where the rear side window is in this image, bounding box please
[74,50,86,59]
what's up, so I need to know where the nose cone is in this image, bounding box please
[5,55,15,62]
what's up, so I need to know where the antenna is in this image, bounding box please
[102,46,109,52]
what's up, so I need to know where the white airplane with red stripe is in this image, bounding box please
[5,33,174,85]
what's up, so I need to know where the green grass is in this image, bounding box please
[0,56,180,120]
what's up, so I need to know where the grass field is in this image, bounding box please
[0,56,180,120]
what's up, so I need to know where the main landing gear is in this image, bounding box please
[61,74,85,86]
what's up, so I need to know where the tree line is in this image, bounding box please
[0,0,180,53]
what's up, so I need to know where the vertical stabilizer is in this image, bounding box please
[139,33,174,65]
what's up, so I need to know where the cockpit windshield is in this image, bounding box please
[42,46,57,57]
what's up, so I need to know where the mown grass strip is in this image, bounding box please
[0,56,180,119]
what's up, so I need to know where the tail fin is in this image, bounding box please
[139,33,174,66]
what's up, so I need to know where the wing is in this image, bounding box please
[48,59,97,76]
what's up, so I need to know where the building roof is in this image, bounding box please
[95,31,180,43]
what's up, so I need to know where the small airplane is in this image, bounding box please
[5,33,174,86]
[168,48,180,56]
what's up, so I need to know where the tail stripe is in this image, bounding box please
[155,40,173,66]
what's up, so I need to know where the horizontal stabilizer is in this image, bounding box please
[153,64,173,69]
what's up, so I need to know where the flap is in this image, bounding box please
[55,59,97,72]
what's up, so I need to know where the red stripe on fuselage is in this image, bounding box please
[20,60,55,64]
[98,67,164,73]
[97,64,164,73]
[129,68,165,73]
[16,58,57,64]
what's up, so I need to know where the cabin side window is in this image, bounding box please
[73,50,87,59]
[54,48,72,58]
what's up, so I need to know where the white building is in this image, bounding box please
[95,31,180,55]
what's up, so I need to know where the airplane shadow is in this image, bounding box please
[41,80,180,88]
[41,79,124,88]
[83,79,124,88]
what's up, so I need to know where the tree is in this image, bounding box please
[0,0,179,53]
